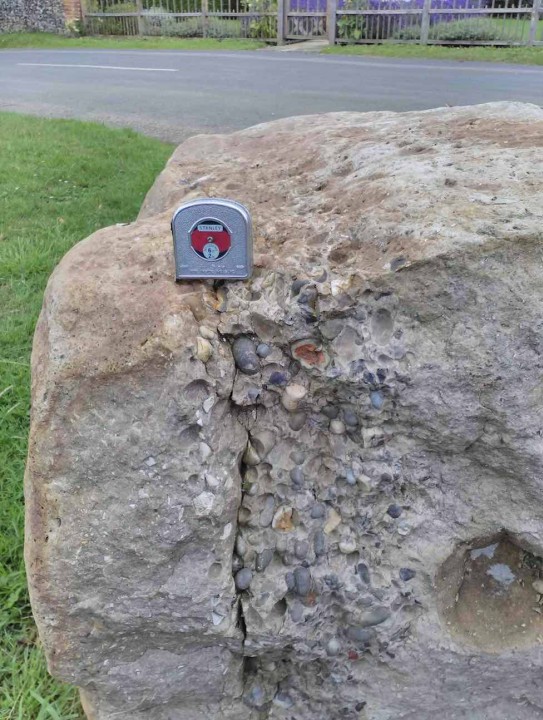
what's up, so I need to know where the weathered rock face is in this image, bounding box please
[26,102,543,720]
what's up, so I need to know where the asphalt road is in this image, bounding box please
[1,48,542,141]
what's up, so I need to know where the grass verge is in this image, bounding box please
[0,32,264,51]
[0,112,174,719]
[323,42,543,65]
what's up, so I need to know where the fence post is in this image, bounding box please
[135,0,145,35]
[277,0,285,43]
[79,0,87,31]
[202,0,209,38]
[419,0,431,44]
[327,0,337,45]
[529,0,542,45]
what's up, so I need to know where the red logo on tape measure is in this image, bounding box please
[190,219,231,261]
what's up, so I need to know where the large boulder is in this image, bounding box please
[25,102,543,720]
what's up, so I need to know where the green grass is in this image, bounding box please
[0,32,264,51]
[323,41,543,64]
[0,113,174,719]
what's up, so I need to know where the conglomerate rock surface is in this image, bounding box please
[25,102,543,720]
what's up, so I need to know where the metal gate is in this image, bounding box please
[280,0,328,38]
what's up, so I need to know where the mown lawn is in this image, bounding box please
[324,41,543,64]
[0,32,264,51]
[0,113,173,719]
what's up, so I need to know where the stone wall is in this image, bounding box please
[0,0,68,33]
[25,102,543,720]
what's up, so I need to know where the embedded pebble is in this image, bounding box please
[290,450,306,465]
[198,325,215,340]
[359,607,391,628]
[282,383,307,412]
[370,391,384,409]
[243,442,261,467]
[326,638,341,656]
[269,371,288,386]
[310,503,326,519]
[272,506,294,531]
[399,567,416,581]
[357,563,371,584]
[232,336,260,375]
[259,496,276,527]
[339,537,357,554]
[256,548,274,572]
[247,387,260,402]
[295,540,309,559]
[387,504,403,519]
[273,692,294,709]
[533,580,543,594]
[285,571,296,592]
[235,536,247,557]
[342,409,359,427]
[202,396,215,413]
[347,627,374,645]
[256,343,272,358]
[290,467,304,486]
[291,279,308,296]
[199,442,212,461]
[345,468,356,486]
[195,337,213,363]
[291,338,330,370]
[293,566,312,596]
[330,419,346,435]
[250,430,276,461]
[288,412,307,431]
[244,685,266,709]
[289,600,304,622]
[324,508,342,534]
[321,405,339,419]
[238,507,251,525]
[235,568,253,591]
[314,530,326,556]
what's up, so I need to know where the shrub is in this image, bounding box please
[246,0,277,38]
[429,18,503,40]
[143,12,243,36]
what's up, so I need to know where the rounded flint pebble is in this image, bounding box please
[342,409,358,427]
[293,566,312,596]
[314,530,326,556]
[399,567,416,581]
[256,548,274,572]
[347,627,374,645]
[357,562,371,584]
[269,371,288,386]
[290,467,304,485]
[256,343,271,358]
[288,412,307,431]
[326,638,341,656]
[387,504,403,519]
[370,390,384,409]
[321,405,339,419]
[311,503,326,519]
[235,567,253,591]
[232,337,260,376]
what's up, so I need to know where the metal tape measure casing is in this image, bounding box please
[172,198,253,280]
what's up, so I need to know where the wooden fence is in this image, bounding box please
[330,0,543,45]
[80,0,543,45]
[81,0,278,40]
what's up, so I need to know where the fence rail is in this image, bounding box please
[80,0,543,45]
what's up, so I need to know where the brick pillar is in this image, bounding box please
[64,0,82,23]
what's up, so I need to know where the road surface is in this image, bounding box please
[1,48,542,141]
